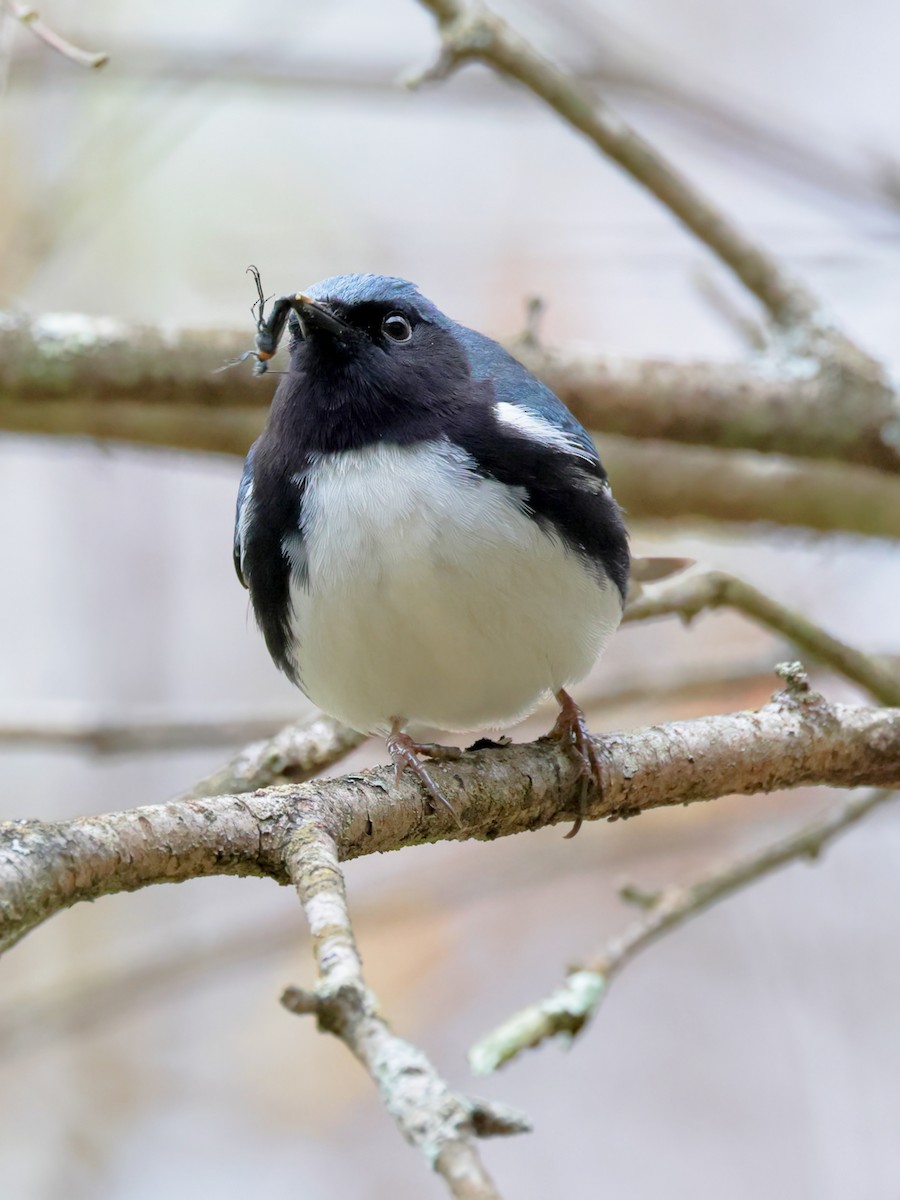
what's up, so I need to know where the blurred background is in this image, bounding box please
[2,1,899,1197]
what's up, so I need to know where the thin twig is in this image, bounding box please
[469,787,897,1073]
[693,269,767,351]
[0,714,299,754]
[2,0,108,68]
[175,713,366,801]
[0,664,767,755]
[623,569,900,707]
[282,823,526,1199]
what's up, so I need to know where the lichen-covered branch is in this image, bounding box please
[4,311,900,480]
[624,571,900,707]
[281,824,526,1198]
[602,437,900,541]
[518,349,900,477]
[469,786,896,1073]
[2,670,899,955]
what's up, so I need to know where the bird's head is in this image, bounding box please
[254,273,483,450]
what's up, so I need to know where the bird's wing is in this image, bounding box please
[454,326,601,467]
[451,325,629,600]
[233,442,257,588]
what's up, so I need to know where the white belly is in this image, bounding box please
[287,440,622,735]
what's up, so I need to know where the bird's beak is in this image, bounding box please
[291,294,348,337]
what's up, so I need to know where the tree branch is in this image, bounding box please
[3,309,900,477]
[409,1,814,331]
[624,571,900,707]
[1,0,108,68]
[0,713,298,754]
[175,713,367,801]
[281,823,526,1198]
[602,437,900,542]
[516,348,900,477]
[469,786,896,1073]
[4,310,899,479]
[409,0,900,474]
[3,671,899,955]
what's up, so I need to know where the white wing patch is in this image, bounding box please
[494,401,595,462]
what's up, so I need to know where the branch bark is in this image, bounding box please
[624,571,900,707]
[3,672,899,956]
[470,786,897,1073]
[281,824,526,1199]
[175,713,366,801]
[4,312,900,481]
[602,437,900,542]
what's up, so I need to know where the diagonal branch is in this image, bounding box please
[2,669,899,955]
[176,713,367,801]
[624,570,900,707]
[281,823,527,1199]
[469,786,897,1073]
[410,0,900,473]
[2,0,108,68]
[411,0,818,331]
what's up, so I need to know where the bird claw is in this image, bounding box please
[543,690,603,838]
[386,728,464,827]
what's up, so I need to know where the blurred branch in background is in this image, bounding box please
[4,312,900,474]
[623,569,900,706]
[0,662,776,755]
[0,0,108,69]
[471,785,897,1073]
[412,0,900,469]
[4,313,900,542]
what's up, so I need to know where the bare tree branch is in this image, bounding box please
[409,0,900,473]
[602,437,900,542]
[2,669,899,956]
[4,311,900,485]
[0,714,295,754]
[470,786,897,1073]
[1,0,108,68]
[4,668,899,1195]
[175,713,367,801]
[0,667,773,756]
[516,348,900,477]
[624,571,900,707]
[281,823,526,1198]
[410,1,818,331]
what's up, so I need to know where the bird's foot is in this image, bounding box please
[386,723,464,827]
[543,689,603,839]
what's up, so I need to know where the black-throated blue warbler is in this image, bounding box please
[233,273,630,834]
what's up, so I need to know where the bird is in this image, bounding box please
[233,272,630,835]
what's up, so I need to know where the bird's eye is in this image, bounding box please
[382,312,412,342]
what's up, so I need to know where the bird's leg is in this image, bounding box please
[543,689,604,839]
[386,719,464,826]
